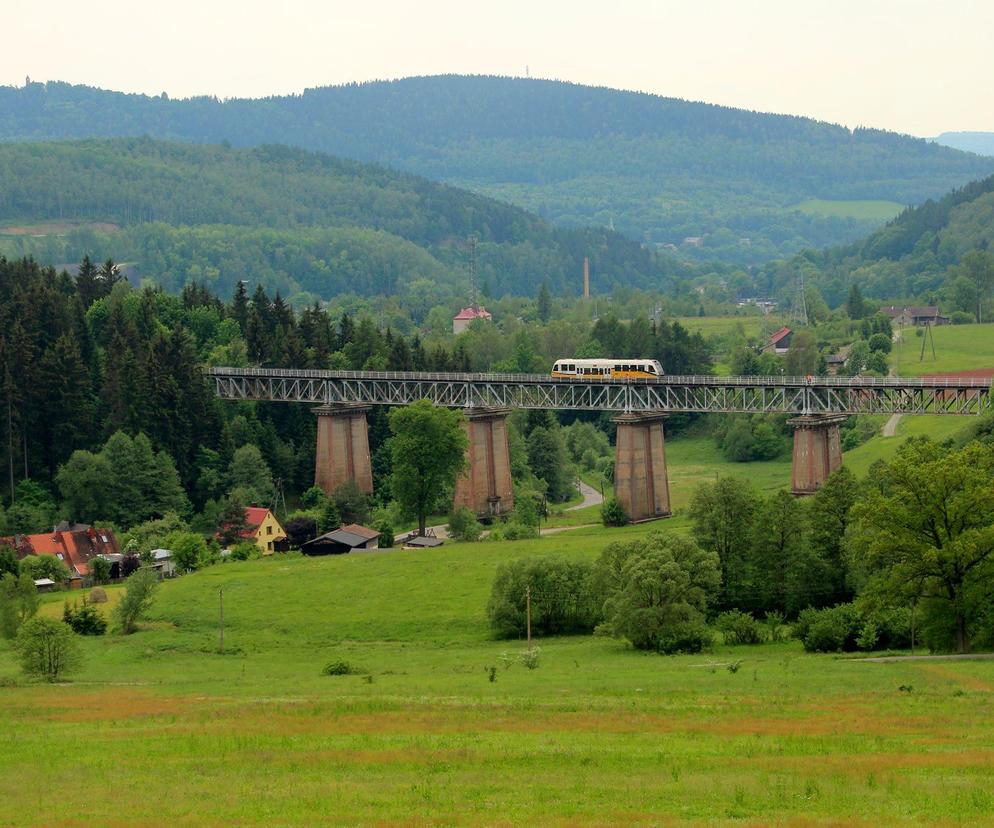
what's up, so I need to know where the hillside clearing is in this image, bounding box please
[794,198,905,220]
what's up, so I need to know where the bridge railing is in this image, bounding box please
[205,366,994,389]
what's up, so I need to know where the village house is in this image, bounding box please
[452,304,492,334]
[240,506,288,555]
[0,522,120,585]
[880,305,949,327]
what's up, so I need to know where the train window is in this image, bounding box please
[646,364,656,373]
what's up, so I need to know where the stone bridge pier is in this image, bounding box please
[613,411,671,522]
[453,408,515,519]
[789,414,846,495]
[313,404,374,495]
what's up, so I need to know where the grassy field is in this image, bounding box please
[2,533,994,825]
[794,198,905,221]
[672,315,762,340]
[893,322,994,376]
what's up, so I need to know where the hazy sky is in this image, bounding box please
[5,0,992,136]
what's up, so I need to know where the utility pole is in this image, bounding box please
[219,587,224,654]
[526,585,531,648]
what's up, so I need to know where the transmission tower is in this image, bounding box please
[468,234,479,307]
[788,272,809,327]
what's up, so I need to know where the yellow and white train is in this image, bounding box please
[550,358,664,379]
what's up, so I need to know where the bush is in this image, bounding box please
[284,515,317,548]
[62,598,107,636]
[951,311,975,325]
[654,621,713,655]
[867,332,892,354]
[501,522,539,540]
[88,587,108,604]
[375,521,394,549]
[300,486,327,509]
[322,660,357,676]
[15,617,81,681]
[163,531,211,572]
[447,506,483,542]
[764,610,786,642]
[715,610,765,645]
[89,555,111,585]
[228,541,259,561]
[795,603,912,653]
[601,496,628,527]
[487,557,598,638]
[514,493,543,528]
[796,604,860,652]
[114,567,159,635]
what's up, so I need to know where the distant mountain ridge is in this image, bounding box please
[0,137,685,305]
[933,132,994,158]
[2,76,992,265]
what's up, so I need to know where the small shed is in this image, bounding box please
[150,549,176,578]
[301,524,381,556]
[33,578,56,593]
[404,535,444,549]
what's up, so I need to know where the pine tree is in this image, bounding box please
[75,256,100,308]
[537,282,552,322]
[230,280,249,332]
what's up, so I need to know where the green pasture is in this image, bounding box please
[794,198,905,221]
[2,532,994,825]
[893,322,994,376]
[672,315,762,340]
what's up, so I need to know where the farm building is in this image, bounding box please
[301,523,381,555]
[0,522,119,584]
[880,306,949,326]
[761,326,793,355]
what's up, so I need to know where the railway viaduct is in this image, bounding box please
[208,367,992,523]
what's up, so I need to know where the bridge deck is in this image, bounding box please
[207,367,992,416]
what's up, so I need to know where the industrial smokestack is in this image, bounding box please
[583,257,590,299]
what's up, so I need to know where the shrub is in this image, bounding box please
[375,521,394,549]
[163,531,210,572]
[120,554,140,578]
[0,572,39,639]
[654,621,713,655]
[796,604,860,652]
[15,617,81,682]
[601,496,628,527]
[487,557,598,638]
[950,311,975,325]
[114,567,159,635]
[514,493,543,527]
[88,587,108,604]
[867,332,892,354]
[447,506,483,542]
[764,610,786,642]
[62,598,107,636]
[501,522,538,540]
[89,555,111,585]
[228,541,259,561]
[300,486,327,509]
[716,610,765,645]
[284,515,317,548]
[322,660,357,676]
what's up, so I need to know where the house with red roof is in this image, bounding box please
[1,523,119,583]
[452,304,492,334]
[761,326,794,355]
[236,506,287,555]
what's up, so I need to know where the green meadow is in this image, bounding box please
[3,530,994,825]
[794,198,905,221]
[893,322,994,376]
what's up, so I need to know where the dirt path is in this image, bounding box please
[882,413,903,437]
[567,479,604,511]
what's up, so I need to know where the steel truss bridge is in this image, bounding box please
[207,367,993,416]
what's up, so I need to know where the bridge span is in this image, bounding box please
[206,367,993,523]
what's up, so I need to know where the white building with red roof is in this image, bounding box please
[453,304,492,334]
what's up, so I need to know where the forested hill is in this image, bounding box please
[2,76,992,264]
[0,137,685,305]
[772,174,994,305]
